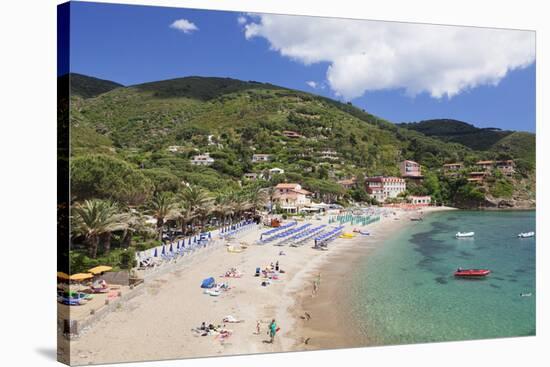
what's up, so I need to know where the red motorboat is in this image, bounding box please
[454,268,491,277]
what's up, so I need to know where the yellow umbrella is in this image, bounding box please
[88,265,113,275]
[69,273,93,281]
[57,272,70,280]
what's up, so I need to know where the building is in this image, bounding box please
[318,149,339,160]
[409,195,432,206]
[252,154,272,163]
[468,171,486,184]
[443,162,463,175]
[400,160,422,178]
[243,173,260,180]
[365,177,406,202]
[190,153,215,166]
[273,183,312,213]
[338,178,357,190]
[476,160,495,171]
[167,145,184,153]
[282,130,304,139]
[268,167,285,175]
[496,160,515,176]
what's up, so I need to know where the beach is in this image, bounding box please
[66,206,453,365]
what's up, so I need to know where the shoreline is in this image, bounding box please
[285,206,456,351]
[66,206,455,365]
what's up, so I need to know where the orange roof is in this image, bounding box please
[275,183,300,189]
[477,160,494,165]
[293,189,312,195]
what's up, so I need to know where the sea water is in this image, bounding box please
[349,210,536,345]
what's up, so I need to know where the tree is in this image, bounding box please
[149,192,179,241]
[72,199,129,258]
[178,186,214,232]
[71,154,154,205]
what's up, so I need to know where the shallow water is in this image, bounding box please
[350,210,536,345]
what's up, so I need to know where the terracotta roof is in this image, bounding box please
[477,160,494,165]
[275,183,300,189]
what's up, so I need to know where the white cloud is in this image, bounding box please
[244,14,535,99]
[170,18,198,34]
[237,16,247,25]
[306,81,318,88]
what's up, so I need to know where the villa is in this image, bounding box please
[268,167,285,176]
[468,171,486,184]
[190,153,215,166]
[400,160,422,178]
[167,145,184,153]
[273,183,312,213]
[243,173,261,180]
[365,176,406,202]
[443,162,464,175]
[252,154,272,163]
[477,160,495,171]
[496,160,515,176]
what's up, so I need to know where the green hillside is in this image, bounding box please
[68,73,124,98]
[398,119,535,164]
[67,74,535,208]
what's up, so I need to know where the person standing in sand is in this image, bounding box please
[256,320,261,335]
[268,319,278,343]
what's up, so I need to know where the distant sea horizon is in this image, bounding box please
[348,210,536,346]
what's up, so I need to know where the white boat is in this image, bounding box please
[455,232,475,238]
[518,231,535,238]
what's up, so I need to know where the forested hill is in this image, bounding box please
[66,74,535,207]
[398,119,535,165]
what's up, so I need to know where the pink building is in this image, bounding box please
[400,160,422,178]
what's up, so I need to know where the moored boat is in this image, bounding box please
[454,268,491,277]
[518,231,535,238]
[456,231,475,238]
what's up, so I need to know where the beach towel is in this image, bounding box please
[222,315,243,323]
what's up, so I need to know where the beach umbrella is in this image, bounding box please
[153,248,158,257]
[88,265,113,275]
[161,245,166,255]
[57,272,70,280]
[69,273,93,281]
[169,243,174,252]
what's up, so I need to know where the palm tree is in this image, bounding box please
[72,199,129,258]
[179,186,213,233]
[149,192,179,241]
[246,185,268,214]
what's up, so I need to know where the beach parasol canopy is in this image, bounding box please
[88,265,113,275]
[69,273,93,281]
[57,272,70,280]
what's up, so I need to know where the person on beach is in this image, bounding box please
[268,319,278,343]
[275,261,279,271]
[256,320,261,335]
[312,280,318,295]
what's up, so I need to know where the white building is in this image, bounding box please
[365,177,406,202]
[190,153,215,166]
[318,149,339,160]
[252,154,272,163]
[269,167,285,175]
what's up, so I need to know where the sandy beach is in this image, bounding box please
[66,206,454,365]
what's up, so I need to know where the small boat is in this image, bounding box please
[410,217,423,221]
[456,232,475,238]
[518,231,535,238]
[454,268,491,277]
[520,293,532,297]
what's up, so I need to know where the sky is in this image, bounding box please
[65,1,536,132]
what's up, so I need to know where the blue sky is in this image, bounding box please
[66,1,536,132]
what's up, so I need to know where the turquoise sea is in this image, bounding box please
[349,210,536,345]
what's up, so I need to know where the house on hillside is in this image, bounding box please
[365,177,406,202]
[268,167,285,176]
[476,160,495,171]
[252,154,272,163]
[400,160,422,178]
[244,173,262,181]
[273,183,312,213]
[468,171,486,184]
[496,160,515,176]
[443,162,463,175]
[190,153,215,166]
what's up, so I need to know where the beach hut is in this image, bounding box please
[200,277,216,289]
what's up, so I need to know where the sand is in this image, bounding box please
[66,206,454,365]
